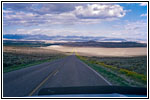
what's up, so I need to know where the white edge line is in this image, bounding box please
[78,59,112,86]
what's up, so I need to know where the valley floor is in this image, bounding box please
[41,45,147,57]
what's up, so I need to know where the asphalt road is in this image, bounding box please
[3,55,111,97]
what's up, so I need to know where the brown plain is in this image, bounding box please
[3,46,63,55]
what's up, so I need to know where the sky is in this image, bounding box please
[3,2,148,41]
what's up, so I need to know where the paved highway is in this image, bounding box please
[3,55,111,97]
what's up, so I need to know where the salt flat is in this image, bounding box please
[41,45,147,57]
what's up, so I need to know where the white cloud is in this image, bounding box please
[13,28,93,36]
[110,20,147,39]
[5,19,147,42]
[124,21,146,31]
[113,21,147,39]
[3,4,127,26]
[140,3,147,6]
[73,4,126,19]
[16,29,25,31]
[3,10,13,13]
[140,13,147,17]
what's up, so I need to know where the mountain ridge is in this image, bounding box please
[3,34,128,42]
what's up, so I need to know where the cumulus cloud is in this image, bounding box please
[140,3,147,6]
[3,3,127,26]
[140,13,147,17]
[74,4,126,19]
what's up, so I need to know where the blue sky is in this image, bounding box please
[3,2,147,41]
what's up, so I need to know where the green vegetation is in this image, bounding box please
[3,47,66,73]
[77,55,147,87]
[64,41,147,48]
[89,56,147,75]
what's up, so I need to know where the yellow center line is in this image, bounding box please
[28,69,59,96]
[53,70,59,76]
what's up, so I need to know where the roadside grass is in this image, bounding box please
[89,56,147,75]
[3,46,66,73]
[77,55,147,87]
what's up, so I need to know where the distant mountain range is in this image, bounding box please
[3,34,147,48]
[3,34,128,42]
[62,41,147,48]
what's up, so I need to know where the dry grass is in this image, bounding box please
[3,46,64,55]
